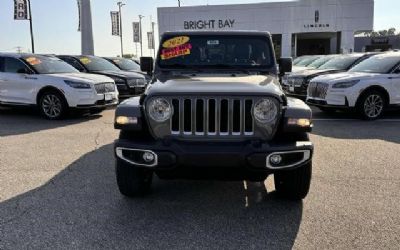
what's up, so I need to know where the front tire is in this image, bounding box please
[356,90,386,120]
[274,162,312,200]
[115,159,153,197]
[38,91,68,120]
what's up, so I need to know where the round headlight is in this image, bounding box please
[253,98,278,123]
[148,98,172,122]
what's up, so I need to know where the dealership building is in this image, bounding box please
[157,0,374,57]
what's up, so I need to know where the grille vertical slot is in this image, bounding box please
[171,99,180,132]
[244,99,253,133]
[220,99,229,134]
[232,100,241,133]
[183,99,192,133]
[208,99,216,134]
[196,99,204,133]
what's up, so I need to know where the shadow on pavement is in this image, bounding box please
[312,120,400,144]
[0,106,103,137]
[0,144,303,249]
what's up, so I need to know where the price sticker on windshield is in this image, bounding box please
[162,36,190,48]
[80,57,91,64]
[25,57,42,66]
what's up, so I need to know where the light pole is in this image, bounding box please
[178,0,181,7]
[27,0,35,53]
[151,21,156,58]
[117,1,125,57]
[138,15,144,57]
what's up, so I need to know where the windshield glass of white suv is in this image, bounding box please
[318,56,360,70]
[23,56,79,74]
[349,55,400,73]
[78,56,120,71]
[158,35,274,69]
[111,58,140,71]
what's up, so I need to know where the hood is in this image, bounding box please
[46,72,114,83]
[146,74,284,97]
[92,70,145,79]
[288,68,341,78]
[312,72,383,84]
[292,66,309,73]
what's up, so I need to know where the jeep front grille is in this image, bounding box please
[170,97,254,136]
[95,83,116,94]
[308,82,328,99]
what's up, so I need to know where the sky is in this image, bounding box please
[0,0,399,57]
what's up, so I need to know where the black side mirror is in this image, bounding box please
[140,57,154,75]
[278,57,293,76]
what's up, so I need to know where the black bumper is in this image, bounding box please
[76,99,118,109]
[114,139,313,181]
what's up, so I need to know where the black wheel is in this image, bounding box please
[356,90,386,120]
[38,91,68,120]
[115,159,153,197]
[318,107,337,114]
[274,162,312,200]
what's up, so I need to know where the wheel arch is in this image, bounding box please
[36,86,68,106]
[356,85,390,106]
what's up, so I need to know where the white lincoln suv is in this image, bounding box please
[307,53,400,120]
[0,53,118,119]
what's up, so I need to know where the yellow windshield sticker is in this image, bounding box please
[162,36,190,49]
[80,57,91,64]
[25,57,42,66]
[161,43,192,60]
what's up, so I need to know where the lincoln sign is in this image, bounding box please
[184,19,235,30]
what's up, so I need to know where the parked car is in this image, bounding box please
[103,57,149,80]
[291,55,323,73]
[307,52,400,119]
[113,31,314,200]
[0,53,118,119]
[57,55,146,98]
[282,54,374,98]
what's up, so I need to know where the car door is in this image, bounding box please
[389,65,400,104]
[0,57,36,104]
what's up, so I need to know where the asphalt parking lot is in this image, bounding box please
[0,106,399,249]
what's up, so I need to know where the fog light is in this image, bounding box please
[270,154,282,165]
[143,152,155,162]
[288,118,311,127]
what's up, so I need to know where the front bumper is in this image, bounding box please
[114,139,313,181]
[307,88,359,108]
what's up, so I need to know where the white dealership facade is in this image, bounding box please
[158,0,374,57]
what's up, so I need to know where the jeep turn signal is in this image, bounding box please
[116,116,138,125]
[287,118,311,127]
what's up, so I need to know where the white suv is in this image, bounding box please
[307,53,400,120]
[0,53,118,119]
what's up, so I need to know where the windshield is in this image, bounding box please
[158,35,274,70]
[296,56,320,66]
[293,56,309,65]
[23,56,78,74]
[109,58,140,71]
[308,56,336,69]
[349,55,400,73]
[318,56,361,70]
[78,56,120,71]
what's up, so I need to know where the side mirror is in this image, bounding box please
[140,57,154,75]
[278,57,293,76]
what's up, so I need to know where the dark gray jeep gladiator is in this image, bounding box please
[114,31,313,200]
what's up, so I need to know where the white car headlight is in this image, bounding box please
[253,98,278,123]
[64,80,91,89]
[148,98,172,122]
[332,80,360,89]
